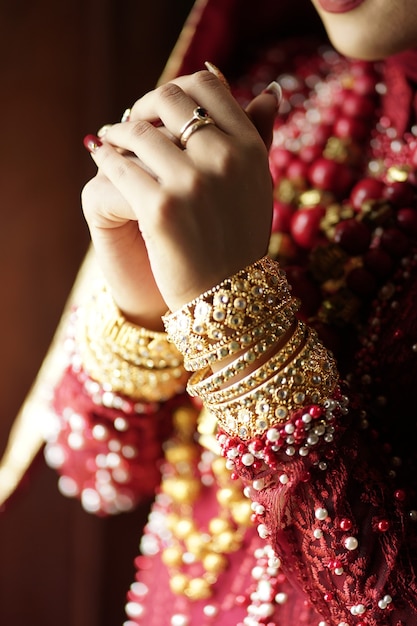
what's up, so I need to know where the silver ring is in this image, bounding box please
[179,107,216,147]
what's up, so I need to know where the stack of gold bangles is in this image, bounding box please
[76,286,189,402]
[163,256,339,440]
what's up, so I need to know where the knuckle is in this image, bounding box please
[130,119,153,140]
[191,69,219,91]
[157,81,184,104]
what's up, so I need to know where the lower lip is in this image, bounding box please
[317,0,365,13]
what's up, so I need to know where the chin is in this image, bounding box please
[326,30,411,61]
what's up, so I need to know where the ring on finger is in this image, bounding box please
[179,106,216,148]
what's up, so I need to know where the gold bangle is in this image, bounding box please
[188,321,307,404]
[79,321,189,402]
[182,301,298,372]
[205,327,338,439]
[84,286,183,368]
[163,256,298,369]
[76,285,188,401]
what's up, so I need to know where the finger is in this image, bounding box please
[245,82,282,150]
[130,71,254,138]
[85,136,161,218]
[100,119,195,186]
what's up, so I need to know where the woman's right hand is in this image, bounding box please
[81,72,280,330]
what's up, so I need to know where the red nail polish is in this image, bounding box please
[83,134,102,153]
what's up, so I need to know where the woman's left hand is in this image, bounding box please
[86,70,275,312]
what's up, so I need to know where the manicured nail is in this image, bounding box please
[83,134,102,153]
[121,108,131,123]
[262,81,282,105]
[97,124,112,138]
[204,61,231,90]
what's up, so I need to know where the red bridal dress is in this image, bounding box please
[2,1,417,625]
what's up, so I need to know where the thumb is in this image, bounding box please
[245,81,282,150]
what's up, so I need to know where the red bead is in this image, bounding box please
[309,158,354,196]
[339,518,353,531]
[383,181,415,207]
[309,405,323,418]
[299,144,323,164]
[350,177,385,211]
[394,489,406,502]
[324,592,333,602]
[286,158,310,183]
[352,73,377,96]
[301,471,311,482]
[377,520,390,532]
[272,200,294,233]
[285,266,322,316]
[290,206,326,249]
[334,115,368,141]
[363,249,393,279]
[341,92,374,119]
[380,227,410,257]
[333,218,371,255]
[270,147,293,169]
[397,207,417,237]
[346,267,377,296]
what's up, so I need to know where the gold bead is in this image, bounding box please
[208,517,232,535]
[165,513,179,531]
[184,577,212,600]
[174,518,196,539]
[185,532,209,558]
[173,406,198,437]
[164,443,198,465]
[162,477,200,504]
[211,457,229,478]
[230,500,253,526]
[216,487,242,507]
[161,546,183,567]
[202,552,228,574]
[212,530,240,553]
[170,573,190,595]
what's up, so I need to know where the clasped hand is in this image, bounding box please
[81,70,277,329]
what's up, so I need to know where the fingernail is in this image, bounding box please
[204,61,231,90]
[262,81,282,105]
[121,108,131,123]
[97,124,112,138]
[83,134,102,153]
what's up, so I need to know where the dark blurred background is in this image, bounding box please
[0,1,194,623]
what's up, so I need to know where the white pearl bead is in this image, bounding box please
[242,453,255,466]
[275,592,288,604]
[318,622,329,626]
[257,602,274,618]
[279,474,289,484]
[92,424,108,440]
[203,605,218,617]
[313,528,323,539]
[125,602,144,618]
[171,614,190,626]
[253,478,265,491]
[266,428,279,441]
[315,507,328,520]
[257,523,269,538]
[255,504,265,515]
[334,567,344,575]
[251,566,264,580]
[383,595,392,604]
[378,600,388,610]
[344,536,359,551]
